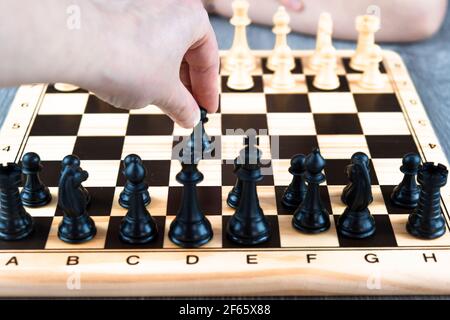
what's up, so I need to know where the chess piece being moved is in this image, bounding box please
[407,163,448,239]
[169,144,213,248]
[313,46,340,90]
[350,14,380,71]
[57,161,96,243]
[358,45,384,89]
[227,59,254,91]
[20,152,52,207]
[61,155,90,205]
[391,153,421,208]
[119,154,151,209]
[309,12,333,71]
[267,6,295,72]
[338,152,375,239]
[0,163,34,241]
[119,157,158,244]
[227,137,271,245]
[224,0,256,72]
[292,149,330,233]
[282,154,307,209]
[187,107,213,156]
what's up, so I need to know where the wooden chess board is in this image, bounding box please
[0,50,449,297]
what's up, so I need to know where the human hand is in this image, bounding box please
[82,0,219,128]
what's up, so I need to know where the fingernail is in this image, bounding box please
[282,0,303,11]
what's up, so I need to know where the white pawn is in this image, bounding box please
[359,45,384,89]
[271,50,296,89]
[267,6,295,72]
[227,60,254,91]
[350,14,380,71]
[313,46,340,90]
[309,12,333,71]
[224,0,256,72]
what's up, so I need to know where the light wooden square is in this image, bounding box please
[38,93,89,115]
[173,113,222,136]
[163,215,222,248]
[262,75,308,94]
[45,216,108,249]
[347,74,394,93]
[81,160,121,187]
[279,216,340,247]
[24,136,76,161]
[267,113,316,135]
[220,93,267,114]
[78,114,129,136]
[317,135,370,159]
[25,187,58,217]
[221,135,271,160]
[272,159,291,186]
[359,113,411,135]
[121,135,174,160]
[169,160,222,186]
[111,186,168,217]
[328,185,387,216]
[371,159,404,185]
[390,215,450,247]
[309,92,357,113]
[129,104,163,114]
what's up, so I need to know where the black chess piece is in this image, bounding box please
[292,149,330,233]
[337,152,376,239]
[341,152,372,205]
[119,158,158,244]
[119,154,151,209]
[186,107,213,156]
[0,163,34,241]
[406,162,448,239]
[226,157,242,209]
[61,155,90,205]
[226,137,271,245]
[169,144,213,248]
[391,153,421,208]
[57,163,96,243]
[20,152,52,207]
[282,154,307,209]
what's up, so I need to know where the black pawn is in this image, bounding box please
[57,164,96,243]
[119,154,151,209]
[0,163,34,241]
[226,137,270,245]
[119,159,157,244]
[169,146,213,248]
[391,153,421,208]
[187,107,213,156]
[337,152,375,239]
[341,152,372,205]
[282,154,307,209]
[407,163,448,239]
[20,152,52,207]
[61,155,90,205]
[292,149,330,233]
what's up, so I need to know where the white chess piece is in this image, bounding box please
[224,0,256,72]
[309,12,333,71]
[313,46,340,90]
[267,6,295,72]
[350,15,380,71]
[54,83,80,92]
[227,60,254,91]
[271,49,296,89]
[359,45,384,89]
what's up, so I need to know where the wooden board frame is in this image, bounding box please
[0,50,449,297]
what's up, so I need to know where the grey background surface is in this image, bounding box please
[1,11,449,159]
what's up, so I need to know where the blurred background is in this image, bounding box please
[1,5,449,158]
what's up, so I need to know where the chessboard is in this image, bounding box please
[0,50,449,297]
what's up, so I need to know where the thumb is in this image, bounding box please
[164,81,201,129]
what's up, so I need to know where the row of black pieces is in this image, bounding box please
[271,150,448,240]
